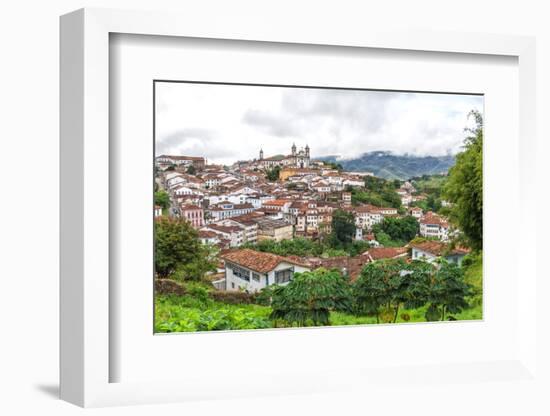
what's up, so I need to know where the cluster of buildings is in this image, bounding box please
[155,146,463,292]
[220,240,469,293]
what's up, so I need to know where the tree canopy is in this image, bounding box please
[352,259,471,323]
[373,216,419,243]
[330,209,356,246]
[270,268,352,326]
[266,165,281,181]
[154,190,170,211]
[155,217,216,279]
[444,110,483,250]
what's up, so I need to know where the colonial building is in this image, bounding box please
[257,143,311,169]
[410,241,470,266]
[221,249,311,292]
[205,202,256,222]
[419,212,450,241]
[180,204,204,228]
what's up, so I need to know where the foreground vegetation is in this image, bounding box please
[155,256,482,333]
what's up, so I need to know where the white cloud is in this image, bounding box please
[155,82,483,165]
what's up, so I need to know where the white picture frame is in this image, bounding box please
[60,7,539,408]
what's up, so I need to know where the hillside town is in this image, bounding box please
[155,144,469,293]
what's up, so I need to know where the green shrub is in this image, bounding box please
[270,268,352,326]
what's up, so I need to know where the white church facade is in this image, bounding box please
[257,143,311,169]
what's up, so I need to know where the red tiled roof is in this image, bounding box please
[410,241,470,257]
[198,230,218,238]
[420,213,449,227]
[222,249,311,273]
[263,199,290,206]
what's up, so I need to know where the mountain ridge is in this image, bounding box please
[316,151,455,180]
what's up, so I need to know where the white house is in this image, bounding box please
[419,212,450,241]
[221,249,311,292]
[409,207,423,219]
[410,241,470,266]
[206,202,256,222]
[201,224,244,247]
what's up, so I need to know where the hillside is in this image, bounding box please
[317,151,455,180]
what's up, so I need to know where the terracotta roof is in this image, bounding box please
[263,199,290,206]
[363,247,408,261]
[205,224,242,234]
[410,241,470,257]
[420,213,449,227]
[222,249,310,273]
[198,230,218,239]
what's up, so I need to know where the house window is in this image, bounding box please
[252,273,260,282]
[231,264,250,281]
[275,268,294,284]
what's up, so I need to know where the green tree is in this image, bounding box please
[330,209,356,246]
[154,190,170,211]
[353,259,440,324]
[425,261,471,321]
[444,110,483,250]
[352,259,410,323]
[186,164,197,175]
[270,268,352,326]
[155,217,213,279]
[266,165,281,181]
[378,216,419,242]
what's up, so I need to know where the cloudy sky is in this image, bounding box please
[155,82,483,165]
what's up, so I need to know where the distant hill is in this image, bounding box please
[317,151,455,180]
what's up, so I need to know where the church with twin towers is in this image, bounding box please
[258,143,311,169]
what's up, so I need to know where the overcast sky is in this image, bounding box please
[155,82,483,165]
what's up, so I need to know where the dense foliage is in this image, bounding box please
[265,165,282,181]
[155,257,480,332]
[349,176,402,208]
[270,269,352,326]
[155,294,271,332]
[372,216,419,244]
[424,262,471,321]
[352,259,471,323]
[242,237,371,259]
[330,209,356,246]
[154,190,171,211]
[444,110,483,250]
[155,217,216,279]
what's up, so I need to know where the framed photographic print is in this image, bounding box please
[60,7,540,409]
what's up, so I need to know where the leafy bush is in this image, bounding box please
[155,295,271,332]
[270,268,352,326]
